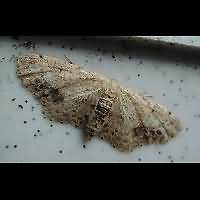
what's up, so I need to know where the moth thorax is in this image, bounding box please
[96,98,112,115]
[86,97,113,137]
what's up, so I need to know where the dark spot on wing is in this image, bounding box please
[18,105,23,109]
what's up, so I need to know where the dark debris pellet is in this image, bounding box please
[13,145,18,148]
[11,36,20,40]
[112,55,115,59]
[24,121,27,124]
[139,61,143,65]
[59,150,63,154]
[34,134,37,137]
[5,145,9,149]
[70,47,73,51]
[168,155,172,160]
[158,151,161,155]
[25,100,28,103]
[12,44,18,49]
[83,145,86,148]
[137,74,141,77]
[12,98,16,101]
[128,56,132,59]
[169,80,174,84]
[138,158,142,162]
[50,124,53,127]
[18,105,23,109]
[65,132,70,135]
[32,117,36,121]
[37,129,40,133]
[185,128,189,132]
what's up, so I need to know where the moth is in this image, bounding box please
[16,54,183,152]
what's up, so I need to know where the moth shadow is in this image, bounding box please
[13,36,200,70]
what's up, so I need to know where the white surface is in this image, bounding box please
[137,36,200,47]
[0,36,200,163]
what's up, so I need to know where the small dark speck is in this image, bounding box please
[185,128,189,132]
[137,74,141,77]
[128,56,132,60]
[180,80,184,83]
[194,66,198,70]
[32,117,36,121]
[5,145,9,149]
[168,155,172,160]
[170,160,174,163]
[162,93,166,97]
[59,150,63,154]
[184,146,189,151]
[70,47,73,51]
[83,145,86,148]
[31,106,35,111]
[2,57,5,60]
[18,105,23,109]
[37,129,40,133]
[169,112,172,115]
[25,100,28,103]
[178,87,182,92]
[12,44,18,49]
[112,55,115,59]
[181,155,185,160]
[81,37,87,41]
[13,145,18,148]
[24,121,27,124]
[65,131,70,135]
[34,134,37,137]
[61,45,65,48]
[138,158,142,162]
[12,98,16,101]
[169,80,174,84]
[138,60,143,65]
[11,36,19,40]
[127,76,131,81]
[48,41,52,45]
[50,124,53,127]
[158,151,162,155]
